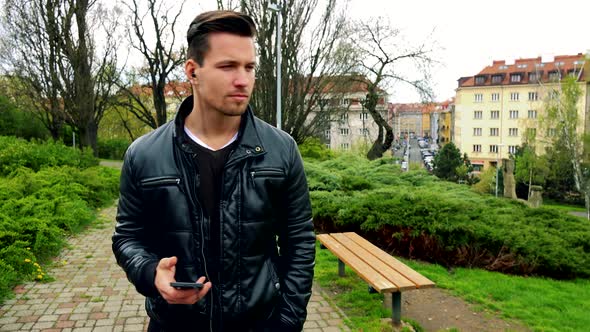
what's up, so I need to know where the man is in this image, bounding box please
[112,10,316,332]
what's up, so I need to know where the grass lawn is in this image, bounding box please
[543,199,586,213]
[315,241,590,332]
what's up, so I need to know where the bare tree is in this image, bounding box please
[1,0,122,154]
[117,0,186,129]
[350,18,436,159]
[1,0,66,139]
[219,0,355,143]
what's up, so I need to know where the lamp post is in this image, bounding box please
[267,2,282,130]
[495,144,504,197]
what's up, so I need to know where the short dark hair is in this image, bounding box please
[186,10,256,66]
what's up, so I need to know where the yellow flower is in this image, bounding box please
[37,274,43,279]
[37,268,42,272]
[26,247,30,250]
[24,258,31,263]
[34,263,40,267]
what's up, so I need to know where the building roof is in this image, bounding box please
[458,53,588,87]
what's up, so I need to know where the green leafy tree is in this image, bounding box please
[433,142,462,181]
[514,144,548,200]
[543,75,590,219]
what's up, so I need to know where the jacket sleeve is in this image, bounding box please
[274,138,316,331]
[112,147,160,299]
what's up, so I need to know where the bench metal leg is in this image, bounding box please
[391,292,401,326]
[320,243,327,249]
[338,259,345,276]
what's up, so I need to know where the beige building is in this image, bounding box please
[318,80,387,151]
[454,53,590,171]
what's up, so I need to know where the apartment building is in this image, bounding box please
[434,98,454,147]
[454,53,590,170]
[389,103,424,140]
[319,80,388,151]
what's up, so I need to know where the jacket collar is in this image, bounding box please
[173,95,267,158]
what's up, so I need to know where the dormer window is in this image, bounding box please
[549,71,561,81]
[510,74,522,83]
[517,64,528,69]
[475,76,486,85]
[491,75,503,84]
[499,65,509,70]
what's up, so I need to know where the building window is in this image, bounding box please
[475,76,485,85]
[473,144,482,152]
[499,65,509,70]
[490,128,499,136]
[340,128,349,136]
[340,112,348,121]
[517,64,527,69]
[359,128,369,135]
[360,112,369,120]
[509,128,518,136]
[474,94,483,102]
[510,92,519,101]
[510,74,522,82]
[490,145,498,153]
[473,128,482,136]
[325,143,331,149]
[491,93,500,101]
[529,73,539,83]
[549,71,560,81]
[547,128,557,137]
[509,110,519,119]
[474,111,483,119]
[508,145,518,154]
[549,90,559,100]
[528,92,538,101]
[324,130,330,139]
[526,128,537,137]
[340,143,349,150]
[492,75,503,84]
[491,110,500,119]
[528,110,537,119]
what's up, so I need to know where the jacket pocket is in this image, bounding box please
[139,176,181,188]
[249,168,285,179]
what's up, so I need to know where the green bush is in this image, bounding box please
[0,136,97,175]
[298,138,334,161]
[0,136,120,303]
[0,95,49,140]
[308,154,590,279]
[97,138,130,160]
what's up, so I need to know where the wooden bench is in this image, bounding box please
[317,232,435,326]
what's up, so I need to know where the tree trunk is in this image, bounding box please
[153,81,167,127]
[79,120,98,156]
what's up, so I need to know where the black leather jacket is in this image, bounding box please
[112,96,315,331]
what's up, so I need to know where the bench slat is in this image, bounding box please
[344,232,435,289]
[317,234,397,292]
[330,233,416,291]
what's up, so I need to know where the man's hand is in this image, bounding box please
[154,256,212,304]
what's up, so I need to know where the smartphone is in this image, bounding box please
[170,282,204,290]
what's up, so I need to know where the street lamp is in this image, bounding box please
[495,144,504,197]
[267,2,282,130]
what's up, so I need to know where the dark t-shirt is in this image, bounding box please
[185,135,235,282]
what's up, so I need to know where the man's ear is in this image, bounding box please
[185,59,199,83]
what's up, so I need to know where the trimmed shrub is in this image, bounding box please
[97,138,130,160]
[309,154,590,279]
[0,136,119,303]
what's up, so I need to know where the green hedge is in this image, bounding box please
[307,153,590,279]
[0,136,119,303]
[97,138,130,160]
[0,136,97,175]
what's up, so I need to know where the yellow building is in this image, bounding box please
[454,53,590,171]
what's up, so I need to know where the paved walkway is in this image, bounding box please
[0,204,349,332]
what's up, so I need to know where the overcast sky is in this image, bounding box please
[347,0,590,102]
[186,0,590,103]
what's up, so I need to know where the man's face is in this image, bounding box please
[192,32,256,117]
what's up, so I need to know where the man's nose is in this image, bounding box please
[233,69,252,87]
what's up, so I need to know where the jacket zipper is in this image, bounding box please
[250,168,285,179]
[139,177,180,188]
